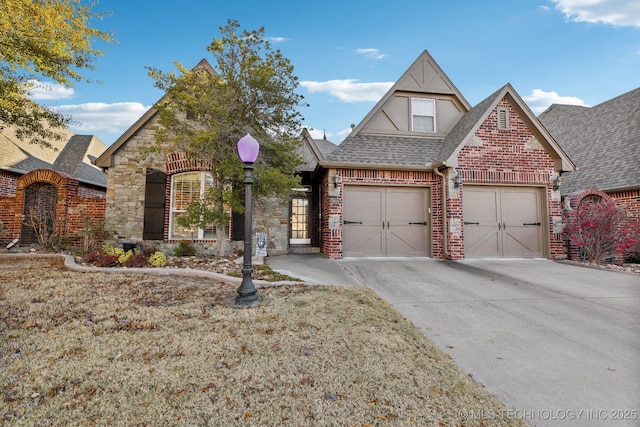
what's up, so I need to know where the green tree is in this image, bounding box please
[0,0,112,147]
[147,19,306,255]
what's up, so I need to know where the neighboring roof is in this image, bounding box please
[539,87,640,194]
[0,124,107,187]
[95,58,216,169]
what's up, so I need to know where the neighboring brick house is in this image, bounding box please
[317,51,575,259]
[539,88,640,260]
[0,123,107,247]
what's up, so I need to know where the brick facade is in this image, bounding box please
[320,99,565,260]
[0,168,106,248]
[455,99,564,259]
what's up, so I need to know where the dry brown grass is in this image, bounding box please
[0,257,524,426]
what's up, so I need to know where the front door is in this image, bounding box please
[343,186,430,257]
[463,186,545,258]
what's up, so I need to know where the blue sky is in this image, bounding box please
[29,0,640,146]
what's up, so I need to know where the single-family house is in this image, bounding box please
[96,51,577,260]
[0,123,107,247]
[538,87,640,260]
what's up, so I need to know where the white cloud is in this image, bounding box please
[552,0,640,27]
[304,127,326,140]
[53,102,150,134]
[268,37,288,43]
[300,79,393,102]
[338,127,353,139]
[356,48,385,59]
[25,80,74,100]
[523,89,587,113]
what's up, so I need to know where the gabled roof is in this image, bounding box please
[538,87,640,194]
[95,58,216,169]
[350,50,471,136]
[322,58,575,172]
[440,83,575,172]
[298,129,338,172]
[0,124,107,187]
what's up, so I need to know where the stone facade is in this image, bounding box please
[103,114,166,245]
[102,112,289,256]
[254,196,289,256]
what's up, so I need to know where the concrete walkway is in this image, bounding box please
[268,254,640,426]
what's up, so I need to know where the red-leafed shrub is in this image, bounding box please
[94,254,119,267]
[124,253,149,268]
[565,197,640,264]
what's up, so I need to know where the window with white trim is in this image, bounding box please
[169,171,229,240]
[411,98,436,132]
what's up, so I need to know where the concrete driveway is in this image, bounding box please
[268,255,640,426]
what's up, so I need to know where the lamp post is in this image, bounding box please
[235,133,260,306]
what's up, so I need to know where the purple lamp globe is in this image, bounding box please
[237,133,259,163]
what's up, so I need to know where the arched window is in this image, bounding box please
[169,171,229,240]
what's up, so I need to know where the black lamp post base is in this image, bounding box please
[235,291,259,307]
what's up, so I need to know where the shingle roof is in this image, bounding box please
[0,125,107,187]
[538,87,640,194]
[324,134,444,168]
[313,137,338,160]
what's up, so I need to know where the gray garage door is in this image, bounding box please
[343,186,430,257]
[463,186,545,258]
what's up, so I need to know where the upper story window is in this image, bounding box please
[169,171,229,240]
[411,98,436,132]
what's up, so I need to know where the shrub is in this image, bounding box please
[124,252,149,268]
[94,254,119,267]
[118,250,133,265]
[174,240,196,257]
[565,197,640,264]
[103,245,125,257]
[148,251,167,267]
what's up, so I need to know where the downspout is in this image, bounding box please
[433,167,450,259]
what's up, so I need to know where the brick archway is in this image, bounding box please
[15,169,79,245]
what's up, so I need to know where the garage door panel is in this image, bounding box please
[502,189,541,225]
[344,187,384,225]
[504,227,543,257]
[387,188,429,256]
[387,223,428,256]
[464,226,501,258]
[343,226,385,256]
[464,187,500,224]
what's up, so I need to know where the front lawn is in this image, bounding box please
[0,257,523,426]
